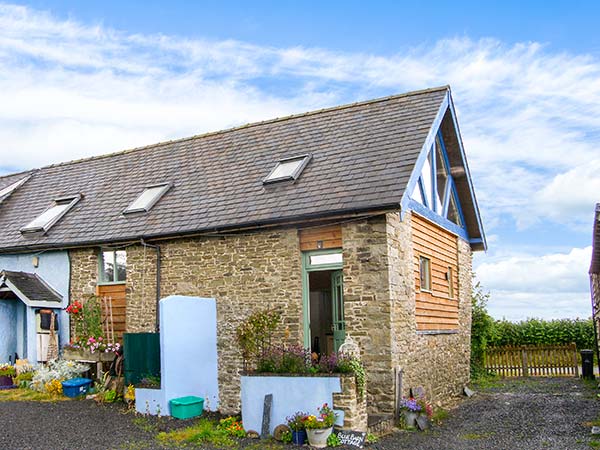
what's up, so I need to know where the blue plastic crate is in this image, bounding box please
[61,377,92,398]
[170,396,204,419]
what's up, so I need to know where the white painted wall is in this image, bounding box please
[241,375,343,435]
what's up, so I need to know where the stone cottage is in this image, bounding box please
[0,86,486,417]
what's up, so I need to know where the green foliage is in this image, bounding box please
[281,430,292,444]
[366,432,379,443]
[470,282,495,376]
[327,432,341,447]
[236,309,281,364]
[157,418,236,448]
[490,317,594,349]
[470,281,595,378]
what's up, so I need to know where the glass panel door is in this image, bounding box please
[331,270,345,352]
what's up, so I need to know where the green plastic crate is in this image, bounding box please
[170,396,204,419]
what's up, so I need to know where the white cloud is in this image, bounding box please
[475,247,592,320]
[0,2,599,321]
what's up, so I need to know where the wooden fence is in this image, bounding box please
[484,343,579,377]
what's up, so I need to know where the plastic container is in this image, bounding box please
[62,377,92,398]
[169,396,204,419]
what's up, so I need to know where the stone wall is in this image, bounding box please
[341,216,394,415]
[333,374,368,432]
[69,248,98,301]
[156,229,304,413]
[126,244,158,332]
[388,212,472,407]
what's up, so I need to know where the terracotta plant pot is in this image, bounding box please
[306,427,333,448]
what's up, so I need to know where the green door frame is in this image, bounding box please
[301,249,344,349]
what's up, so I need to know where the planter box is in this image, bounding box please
[62,348,115,363]
[241,374,343,435]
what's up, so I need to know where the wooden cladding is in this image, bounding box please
[412,214,459,331]
[96,283,126,341]
[299,224,342,251]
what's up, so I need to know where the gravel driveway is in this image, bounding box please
[374,377,600,450]
[0,377,598,449]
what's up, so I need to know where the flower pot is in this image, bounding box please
[63,348,115,363]
[0,375,14,388]
[306,427,332,448]
[292,430,307,446]
[404,411,418,428]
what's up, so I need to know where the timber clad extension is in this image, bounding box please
[0,86,486,418]
[412,214,460,331]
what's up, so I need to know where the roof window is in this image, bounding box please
[20,195,81,234]
[263,154,312,184]
[124,182,172,214]
[0,176,29,200]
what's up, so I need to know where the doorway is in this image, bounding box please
[302,250,345,355]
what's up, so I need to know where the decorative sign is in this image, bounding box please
[335,430,367,448]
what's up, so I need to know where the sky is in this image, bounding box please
[0,1,598,321]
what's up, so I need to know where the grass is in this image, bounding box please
[132,416,159,433]
[461,432,495,440]
[0,388,70,402]
[589,440,600,448]
[156,418,236,448]
[431,408,450,425]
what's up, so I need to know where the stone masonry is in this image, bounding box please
[156,229,304,414]
[388,212,472,410]
[333,374,368,432]
[67,211,472,417]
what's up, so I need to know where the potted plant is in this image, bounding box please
[63,297,120,362]
[304,403,336,448]
[0,364,15,388]
[399,397,421,427]
[286,411,308,445]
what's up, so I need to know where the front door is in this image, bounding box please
[331,270,345,352]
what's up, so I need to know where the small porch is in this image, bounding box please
[0,270,65,363]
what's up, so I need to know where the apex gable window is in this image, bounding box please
[99,249,127,284]
[124,182,172,214]
[263,154,312,184]
[20,195,81,234]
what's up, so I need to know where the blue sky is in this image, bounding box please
[0,1,598,320]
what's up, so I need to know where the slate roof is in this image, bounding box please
[0,86,481,251]
[0,270,62,303]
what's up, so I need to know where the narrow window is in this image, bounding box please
[99,250,127,283]
[20,195,81,234]
[263,154,312,184]
[447,266,454,299]
[124,183,172,214]
[419,256,431,292]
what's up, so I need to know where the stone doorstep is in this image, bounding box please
[367,414,395,436]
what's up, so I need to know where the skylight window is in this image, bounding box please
[124,182,172,214]
[0,176,29,200]
[263,154,312,184]
[20,195,81,234]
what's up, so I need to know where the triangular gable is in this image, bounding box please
[401,88,486,251]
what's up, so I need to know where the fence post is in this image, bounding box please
[522,348,528,377]
[572,343,579,378]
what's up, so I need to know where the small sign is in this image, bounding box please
[336,430,367,448]
[416,415,431,431]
